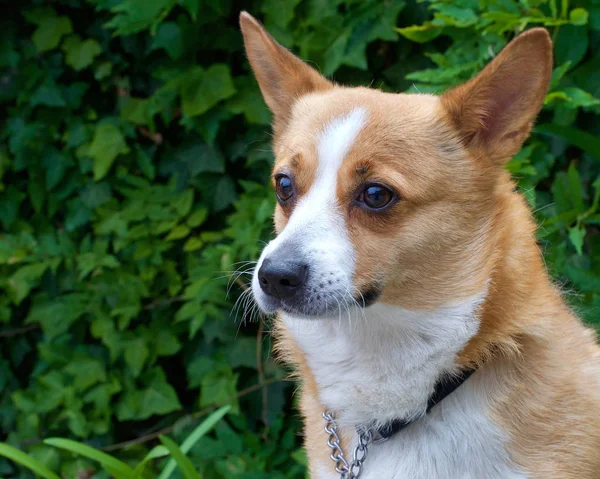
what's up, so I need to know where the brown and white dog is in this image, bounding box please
[239,12,600,479]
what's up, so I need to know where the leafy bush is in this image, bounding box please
[0,0,598,477]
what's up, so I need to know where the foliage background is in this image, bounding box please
[1,0,599,477]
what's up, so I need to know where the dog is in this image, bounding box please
[239,11,600,479]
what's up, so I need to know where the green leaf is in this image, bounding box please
[136,145,156,179]
[124,338,149,377]
[564,262,600,293]
[550,61,572,89]
[158,436,201,479]
[158,406,230,479]
[42,148,72,190]
[105,0,175,36]
[89,123,130,181]
[43,438,135,478]
[180,65,236,117]
[562,87,600,108]
[175,142,225,174]
[24,7,73,52]
[432,4,478,26]
[9,263,51,305]
[26,294,89,339]
[568,226,586,255]
[199,368,238,410]
[64,358,107,391]
[569,8,589,25]
[155,330,182,356]
[226,77,271,125]
[550,0,558,18]
[179,0,200,19]
[121,97,150,125]
[173,189,194,216]
[535,124,600,160]
[396,24,443,43]
[0,443,61,479]
[187,209,208,228]
[0,187,25,230]
[116,368,181,421]
[95,61,113,80]
[213,176,237,211]
[567,162,585,213]
[165,224,190,241]
[561,0,569,19]
[261,0,301,29]
[150,22,184,60]
[590,7,600,31]
[62,35,102,71]
[555,25,588,68]
[183,237,204,251]
[29,78,67,108]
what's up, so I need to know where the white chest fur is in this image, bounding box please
[314,374,526,479]
[284,299,526,478]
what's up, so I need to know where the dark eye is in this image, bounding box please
[358,184,395,210]
[275,175,294,202]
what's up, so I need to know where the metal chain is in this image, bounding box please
[323,411,372,479]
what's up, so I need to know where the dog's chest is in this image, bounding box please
[283,301,526,478]
[310,370,525,479]
[314,395,527,479]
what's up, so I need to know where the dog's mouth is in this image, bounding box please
[256,282,383,318]
[356,284,382,308]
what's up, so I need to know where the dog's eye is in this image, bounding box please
[358,184,395,210]
[275,175,294,202]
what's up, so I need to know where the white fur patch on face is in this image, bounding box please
[252,108,367,316]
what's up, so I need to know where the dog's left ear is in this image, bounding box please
[441,28,553,164]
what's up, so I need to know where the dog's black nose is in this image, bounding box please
[258,258,308,299]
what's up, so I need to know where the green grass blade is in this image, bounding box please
[535,124,600,160]
[134,445,170,475]
[43,438,136,478]
[180,406,231,454]
[0,443,61,479]
[158,436,201,479]
[157,405,230,479]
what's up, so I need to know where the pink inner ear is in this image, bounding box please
[478,67,550,157]
[481,64,539,144]
[481,81,520,144]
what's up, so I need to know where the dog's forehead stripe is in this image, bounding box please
[295,108,366,223]
[296,108,367,224]
[280,107,367,237]
[315,107,367,183]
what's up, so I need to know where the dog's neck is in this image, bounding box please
[282,294,485,429]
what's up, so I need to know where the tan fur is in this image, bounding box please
[240,12,600,477]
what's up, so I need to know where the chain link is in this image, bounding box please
[323,411,372,479]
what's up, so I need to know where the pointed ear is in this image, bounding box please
[441,28,553,164]
[239,12,332,133]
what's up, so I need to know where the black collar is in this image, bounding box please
[372,367,477,441]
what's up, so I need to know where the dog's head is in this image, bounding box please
[240,12,552,317]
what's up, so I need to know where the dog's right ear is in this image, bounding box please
[239,12,332,134]
[441,28,553,165]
